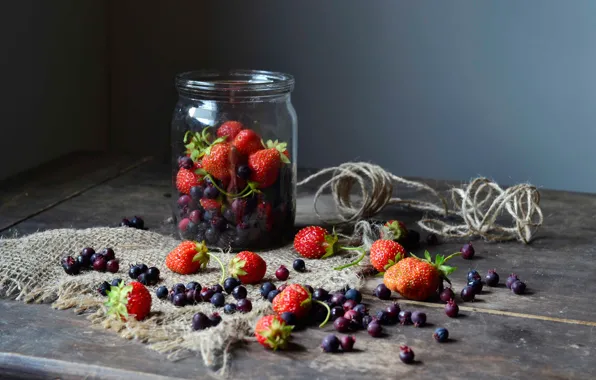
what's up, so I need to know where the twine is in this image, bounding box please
[297,162,543,244]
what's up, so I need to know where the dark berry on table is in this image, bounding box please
[156,286,168,299]
[330,293,347,307]
[179,156,193,169]
[506,273,519,289]
[321,334,341,353]
[236,165,251,180]
[120,218,130,227]
[445,299,459,318]
[343,299,357,311]
[426,233,439,245]
[467,269,481,282]
[277,284,288,292]
[209,313,222,327]
[304,285,314,294]
[224,303,237,314]
[92,256,107,272]
[97,281,111,296]
[90,253,100,265]
[128,264,142,279]
[173,283,186,294]
[267,290,280,302]
[101,248,115,261]
[386,303,401,321]
[411,311,427,327]
[398,310,412,325]
[173,293,187,307]
[353,304,368,315]
[344,289,362,304]
[138,263,148,273]
[374,283,391,300]
[340,335,356,352]
[460,242,475,260]
[81,247,95,258]
[376,310,391,325]
[433,327,449,342]
[367,322,383,337]
[223,277,241,294]
[280,312,298,326]
[485,269,500,287]
[468,278,483,294]
[275,265,290,281]
[439,287,455,303]
[106,259,119,273]
[185,289,197,304]
[399,345,415,364]
[186,281,200,290]
[192,312,211,331]
[130,216,144,229]
[111,278,122,287]
[237,298,252,313]
[200,288,215,302]
[330,306,344,320]
[511,280,527,295]
[77,254,90,268]
[344,309,363,327]
[232,285,247,300]
[362,315,376,329]
[314,288,330,301]
[204,186,219,199]
[260,282,276,298]
[292,258,306,272]
[137,272,150,285]
[210,292,225,307]
[211,284,224,294]
[460,286,476,302]
[205,228,219,244]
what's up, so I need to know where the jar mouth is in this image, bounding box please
[175,69,295,100]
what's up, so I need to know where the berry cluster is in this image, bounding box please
[97,278,123,296]
[128,263,160,286]
[61,247,119,275]
[119,216,145,229]
[506,273,527,295]
[321,334,356,353]
[191,311,222,331]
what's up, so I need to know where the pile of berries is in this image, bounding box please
[61,247,120,275]
[128,263,160,286]
[97,278,123,296]
[192,311,222,331]
[119,216,145,229]
[321,334,356,353]
[175,121,294,249]
[506,273,527,295]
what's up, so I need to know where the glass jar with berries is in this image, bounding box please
[171,69,297,250]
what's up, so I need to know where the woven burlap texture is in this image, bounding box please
[0,227,363,371]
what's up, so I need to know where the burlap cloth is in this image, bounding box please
[0,227,363,373]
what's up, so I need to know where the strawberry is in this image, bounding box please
[200,198,221,211]
[105,281,151,321]
[383,251,459,301]
[272,284,312,319]
[176,168,202,194]
[248,142,290,188]
[202,143,234,181]
[293,226,338,259]
[369,239,407,272]
[380,220,408,241]
[232,129,263,156]
[265,139,290,159]
[165,241,225,281]
[255,315,293,350]
[228,251,266,284]
[217,121,244,141]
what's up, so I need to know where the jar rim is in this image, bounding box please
[175,69,294,99]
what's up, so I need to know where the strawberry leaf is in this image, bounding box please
[424,250,432,262]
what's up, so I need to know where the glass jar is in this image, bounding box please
[170,69,297,250]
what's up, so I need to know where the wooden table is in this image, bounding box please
[1,153,595,380]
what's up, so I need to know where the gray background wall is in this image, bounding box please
[3,1,596,193]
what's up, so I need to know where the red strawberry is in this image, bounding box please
[369,239,407,272]
[202,143,234,181]
[105,281,151,321]
[380,220,408,241]
[217,121,244,141]
[232,129,263,156]
[165,241,224,279]
[384,251,459,301]
[200,198,221,211]
[293,226,338,259]
[176,168,202,194]
[255,315,293,350]
[272,284,312,319]
[228,251,266,284]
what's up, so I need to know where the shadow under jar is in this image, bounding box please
[171,70,298,251]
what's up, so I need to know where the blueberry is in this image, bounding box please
[224,303,237,314]
[439,287,455,303]
[223,208,235,223]
[223,277,241,294]
[321,334,341,353]
[353,304,368,315]
[186,281,201,290]
[468,278,483,294]
[204,186,219,199]
[511,280,526,295]
[190,186,204,200]
[210,293,225,307]
[185,289,198,304]
[205,228,219,244]
[260,282,276,298]
[280,312,297,326]
[232,285,247,300]
[146,267,160,284]
[211,217,227,231]
[398,310,412,325]
[433,327,449,342]
[267,290,280,302]
[211,284,224,294]
[445,299,459,318]
[485,269,500,287]
[92,256,107,272]
[292,258,306,272]
[137,272,150,285]
[209,313,222,327]
[173,283,186,294]
[111,278,123,287]
[130,216,144,229]
[200,288,215,302]
[81,247,95,259]
[275,265,290,281]
[90,253,100,265]
[333,317,350,333]
[128,264,142,279]
[345,289,362,304]
[156,286,168,299]
[77,254,90,268]
[173,293,186,307]
[362,315,375,329]
[304,285,314,294]
[192,312,211,330]
[374,284,391,300]
[367,322,383,337]
[385,303,400,321]
[506,274,520,289]
[460,286,476,302]
[330,306,344,320]
[101,248,116,261]
[236,165,251,180]
[312,288,329,301]
[178,195,192,207]
[237,298,252,313]
[467,269,481,282]
[399,346,415,364]
[97,281,111,296]
[411,311,427,327]
[343,299,357,311]
[376,310,391,325]
[137,263,148,273]
[460,242,475,260]
[178,156,193,169]
[330,293,347,307]
[187,221,199,235]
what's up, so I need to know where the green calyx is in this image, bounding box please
[382,220,406,241]
[105,281,132,320]
[228,257,247,278]
[260,318,294,350]
[411,250,460,284]
[264,139,291,164]
[382,252,405,271]
[183,127,225,162]
[320,230,339,259]
[192,241,226,284]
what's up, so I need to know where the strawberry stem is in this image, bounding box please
[207,252,226,284]
[333,246,366,270]
[314,300,331,328]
